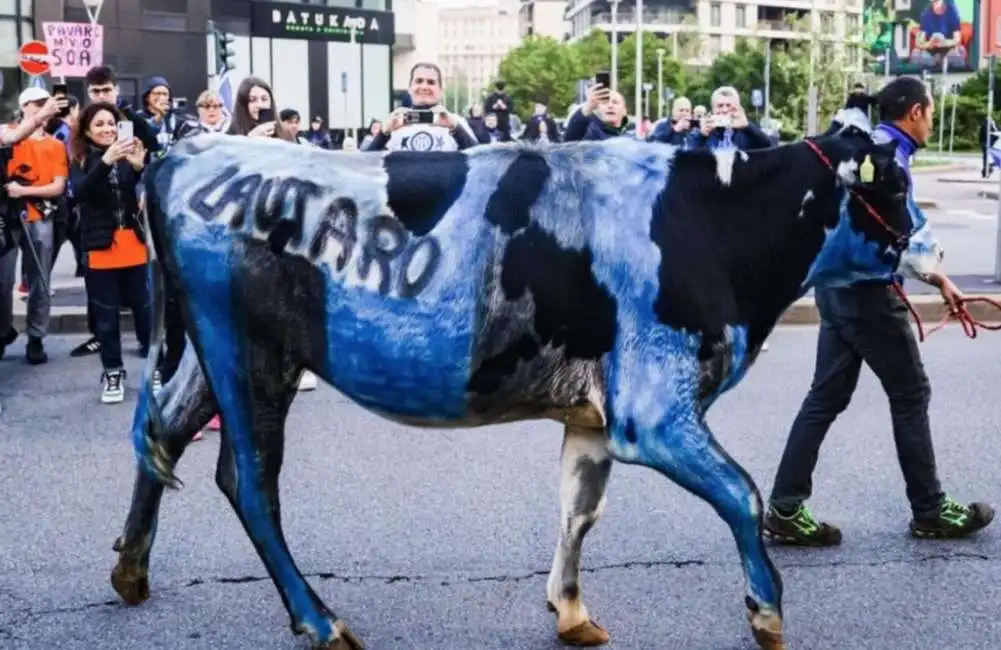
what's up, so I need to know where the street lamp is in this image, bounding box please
[610,0,621,91]
[634,0,643,128]
[656,47,665,118]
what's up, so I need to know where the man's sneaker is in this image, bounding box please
[70,336,100,357]
[298,370,317,391]
[101,370,126,404]
[151,370,163,396]
[25,337,47,365]
[0,327,17,361]
[763,504,843,547]
[910,496,995,539]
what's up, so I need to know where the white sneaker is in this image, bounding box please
[761,342,770,352]
[152,370,163,396]
[102,370,125,404]
[297,370,317,392]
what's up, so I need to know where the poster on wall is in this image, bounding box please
[863,0,980,74]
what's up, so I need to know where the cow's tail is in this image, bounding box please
[132,159,183,490]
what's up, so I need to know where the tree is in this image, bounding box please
[443,70,473,113]
[615,33,685,119]
[496,35,582,120]
[570,29,611,79]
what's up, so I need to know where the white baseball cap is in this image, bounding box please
[18,86,51,107]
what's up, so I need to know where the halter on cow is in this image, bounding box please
[110,109,929,650]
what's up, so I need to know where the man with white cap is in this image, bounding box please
[0,87,68,363]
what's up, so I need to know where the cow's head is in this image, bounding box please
[802,109,914,288]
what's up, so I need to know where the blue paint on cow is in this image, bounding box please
[804,193,900,288]
[170,223,335,641]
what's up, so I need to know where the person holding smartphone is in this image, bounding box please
[361,62,477,152]
[70,102,155,403]
[648,96,695,146]
[686,86,774,151]
[563,72,631,142]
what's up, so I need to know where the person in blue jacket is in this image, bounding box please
[687,86,774,151]
[563,82,630,141]
[648,96,695,146]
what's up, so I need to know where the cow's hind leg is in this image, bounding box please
[547,424,612,646]
[112,346,215,605]
[209,337,362,650]
[609,417,784,650]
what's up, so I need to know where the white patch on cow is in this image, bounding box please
[831,108,873,135]
[836,160,858,186]
[797,190,815,218]
[713,148,742,186]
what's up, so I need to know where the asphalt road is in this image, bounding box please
[2,328,1001,650]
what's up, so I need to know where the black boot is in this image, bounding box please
[26,336,48,365]
[0,327,17,361]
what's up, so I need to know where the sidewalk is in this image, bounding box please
[13,274,1001,332]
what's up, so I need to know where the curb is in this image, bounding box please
[17,298,1001,333]
[916,199,938,209]
[979,190,999,200]
[912,164,970,174]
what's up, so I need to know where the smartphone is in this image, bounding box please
[52,83,68,97]
[713,114,732,128]
[404,110,435,125]
[258,107,276,124]
[116,120,134,142]
[689,119,700,131]
[594,71,611,88]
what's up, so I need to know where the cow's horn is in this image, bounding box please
[859,155,875,183]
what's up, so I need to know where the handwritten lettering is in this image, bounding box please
[186,168,441,298]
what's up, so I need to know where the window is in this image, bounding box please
[141,10,187,31]
[735,5,745,28]
[710,2,721,27]
[709,34,721,57]
[820,12,833,34]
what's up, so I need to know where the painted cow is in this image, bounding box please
[111,109,925,650]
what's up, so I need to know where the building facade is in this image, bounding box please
[566,0,865,69]
[437,0,521,97]
[5,0,398,130]
[519,0,569,40]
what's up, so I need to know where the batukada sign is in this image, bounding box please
[250,0,396,46]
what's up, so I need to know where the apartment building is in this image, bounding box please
[519,0,570,40]
[437,0,521,94]
[565,0,865,68]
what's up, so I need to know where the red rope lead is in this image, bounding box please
[891,281,1001,342]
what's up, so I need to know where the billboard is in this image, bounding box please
[863,0,981,74]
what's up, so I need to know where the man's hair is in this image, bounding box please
[279,108,300,122]
[409,62,442,85]
[85,65,117,87]
[876,76,930,122]
[495,80,506,90]
[711,86,740,105]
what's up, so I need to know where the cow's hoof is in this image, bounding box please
[557,619,610,646]
[748,608,785,650]
[110,560,150,606]
[316,620,365,650]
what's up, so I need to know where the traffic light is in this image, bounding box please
[207,20,236,75]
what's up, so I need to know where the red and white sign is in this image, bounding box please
[42,22,104,78]
[18,40,50,76]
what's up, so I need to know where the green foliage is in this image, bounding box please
[496,35,582,121]
[571,29,612,79]
[614,33,686,118]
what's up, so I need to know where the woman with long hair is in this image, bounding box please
[227,77,297,142]
[70,102,155,404]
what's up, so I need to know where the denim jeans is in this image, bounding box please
[85,264,152,371]
[0,218,53,339]
[769,283,944,519]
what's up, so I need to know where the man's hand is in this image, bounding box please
[385,108,409,133]
[4,182,27,199]
[939,276,964,313]
[673,118,690,133]
[434,108,461,130]
[38,97,61,122]
[731,106,749,129]
[583,84,610,115]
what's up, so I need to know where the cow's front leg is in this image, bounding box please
[112,347,214,606]
[546,424,612,647]
[210,337,361,650]
[608,413,784,650]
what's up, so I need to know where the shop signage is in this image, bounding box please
[250,0,395,46]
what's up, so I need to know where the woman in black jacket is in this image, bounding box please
[70,102,154,404]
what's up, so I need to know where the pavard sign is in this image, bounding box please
[250,0,395,46]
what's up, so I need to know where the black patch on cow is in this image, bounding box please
[384,152,468,236]
[573,456,612,514]
[466,333,539,395]
[483,151,550,235]
[501,224,616,359]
